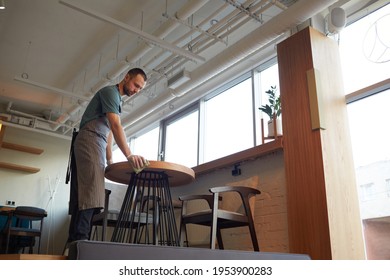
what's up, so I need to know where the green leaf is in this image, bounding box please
[258,85,281,119]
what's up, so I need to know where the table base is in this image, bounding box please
[111,171,179,246]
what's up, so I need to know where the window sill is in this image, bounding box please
[193,137,283,176]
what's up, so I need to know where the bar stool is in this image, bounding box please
[4,206,47,254]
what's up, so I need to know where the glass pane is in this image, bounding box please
[165,110,198,167]
[347,89,390,259]
[111,127,159,163]
[203,78,253,163]
[348,90,390,167]
[259,63,280,120]
[112,142,128,163]
[256,63,280,143]
[132,126,160,161]
[339,4,390,94]
[342,4,390,259]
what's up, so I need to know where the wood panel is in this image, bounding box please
[0,254,66,260]
[277,27,331,260]
[310,28,365,259]
[277,27,365,259]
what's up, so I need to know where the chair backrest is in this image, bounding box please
[179,185,261,250]
[13,206,46,228]
[209,186,260,216]
[13,206,47,220]
[5,206,47,254]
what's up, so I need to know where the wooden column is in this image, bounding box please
[277,27,365,259]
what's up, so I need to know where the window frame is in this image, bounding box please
[160,102,200,166]
[200,72,255,164]
[117,56,281,168]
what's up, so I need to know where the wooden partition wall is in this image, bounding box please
[277,27,365,259]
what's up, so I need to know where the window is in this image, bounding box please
[339,3,390,94]
[202,76,253,163]
[347,89,390,167]
[111,125,159,164]
[111,142,128,163]
[254,60,280,144]
[359,183,374,201]
[114,58,280,167]
[162,106,199,167]
[386,179,390,197]
[131,126,160,161]
[341,3,390,258]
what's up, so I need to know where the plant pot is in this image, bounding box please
[268,118,282,137]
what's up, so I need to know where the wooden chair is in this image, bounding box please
[4,206,47,254]
[90,189,160,244]
[90,189,113,241]
[179,186,260,251]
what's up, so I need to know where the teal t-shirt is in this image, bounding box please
[80,85,122,129]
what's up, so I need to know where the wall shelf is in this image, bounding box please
[0,121,43,173]
[0,162,40,173]
[193,137,283,176]
[1,142,44,154]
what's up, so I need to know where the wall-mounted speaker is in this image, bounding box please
[326,7,346,34]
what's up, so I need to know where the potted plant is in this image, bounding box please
[258,85,282,137]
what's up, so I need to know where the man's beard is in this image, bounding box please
[123,85,133,97]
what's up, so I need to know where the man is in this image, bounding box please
[67,68,149,243]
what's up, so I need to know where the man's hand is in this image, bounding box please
[127,155,150,174]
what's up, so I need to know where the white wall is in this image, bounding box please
[0,126,71,255]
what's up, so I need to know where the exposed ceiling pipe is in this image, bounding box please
[121,0,337,130]
[224,0,265,23]
[191,1,275,55]
[0,119,71,140]
[143,0,263,93]
[125,35,286,136]
[11,77,88,132]
[5,102,75,132]
[59,0,205,63]
[50,103,85,131]
[150,0,282,83]
[14,76,90,102]
[52,0,209,129]
[217,1,276,35]
[147,1,249,74]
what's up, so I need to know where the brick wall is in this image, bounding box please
[172,151,289,252]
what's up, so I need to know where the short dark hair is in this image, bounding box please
[127,68,147,82]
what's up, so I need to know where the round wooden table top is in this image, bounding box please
[105,160,195,187]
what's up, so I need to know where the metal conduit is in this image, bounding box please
[121,0,337,131]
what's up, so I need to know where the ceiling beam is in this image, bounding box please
[14,76,90,103]
[59,0,206,63]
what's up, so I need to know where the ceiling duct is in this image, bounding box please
[49,0,209,133]
[121,0,337,130]
[59,0,205,63]
[167,70,191,89]
[279,0,299,7]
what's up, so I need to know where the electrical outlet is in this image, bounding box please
[6,200,15,206]
[231,164,241,176]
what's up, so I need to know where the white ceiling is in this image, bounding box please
[0,0,375,139]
